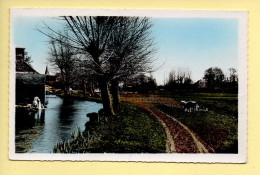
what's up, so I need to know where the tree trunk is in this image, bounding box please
[90,82,94,96]
[98,77,115,117]
[83,80,87,96]
[64,84,70,96]
[93,54,114,117]
[111,79,120,110]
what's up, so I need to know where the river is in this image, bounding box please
[20,95,103,153]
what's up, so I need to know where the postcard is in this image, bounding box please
[9,8,247,162]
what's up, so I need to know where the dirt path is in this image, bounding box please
[121,94,208,153]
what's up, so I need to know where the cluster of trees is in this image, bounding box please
[165,67,238,93]
[122,73,157,93]
[164,68,193,92]
[202,67,238,93]
[39,16,156,116]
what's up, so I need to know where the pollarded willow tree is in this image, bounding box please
[105,17,156,109]
[38,16,156,116]
[39,16,120,116]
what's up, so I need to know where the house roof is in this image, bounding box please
[16,60,39,74]
[16,73,45,85]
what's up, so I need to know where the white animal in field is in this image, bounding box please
[180,100,187,109]
[181,100,199,112]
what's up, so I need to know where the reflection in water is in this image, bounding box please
[15,108,46,153]
[34,110,45,126]
[15,108,45,134]
[59,98,76,126]
[25,95,103,153]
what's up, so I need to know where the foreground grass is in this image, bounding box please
[157,92,238,153]
[54,102,166,153]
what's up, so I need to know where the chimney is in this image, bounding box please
[16,48,25,63]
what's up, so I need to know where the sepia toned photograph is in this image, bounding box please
[9,9,247,162]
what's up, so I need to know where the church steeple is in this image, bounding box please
[45,65,49,75]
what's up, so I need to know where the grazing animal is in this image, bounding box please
[185,101,194,112]
[183,101,198,112]
[190,101,199,112]
[180,100,187,109]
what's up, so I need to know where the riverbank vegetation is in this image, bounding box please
[15,126,42,153]
[157,92,238,153]
[54,102,166,153]
[58,93,102,103]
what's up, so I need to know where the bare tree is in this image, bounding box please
[48,32,78,95]
[228,68,238,82]
[39,16,156,115]
[105,17,156,109]
[177,68,186,84]
[166,67,192,92]
[38,17,122,116]
[74,59,98,96]
[168,69,176,85]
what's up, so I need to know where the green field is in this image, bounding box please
[158,93,238,153]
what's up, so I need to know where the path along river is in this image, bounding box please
[22,95,103,153]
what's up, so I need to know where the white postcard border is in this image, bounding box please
[9,8,248,163]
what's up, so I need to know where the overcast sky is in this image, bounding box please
[13,16,238,85]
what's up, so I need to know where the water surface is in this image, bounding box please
[27,95,103,153]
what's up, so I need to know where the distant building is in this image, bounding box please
[45,65,50,75]
[45,65,57,85]
[195,79,206,88]
[16,48,46,105]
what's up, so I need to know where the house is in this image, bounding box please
[16,48,46,105]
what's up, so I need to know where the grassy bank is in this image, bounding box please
[54,102,166,153]
[157,92,238,153]
[15,126,42,153]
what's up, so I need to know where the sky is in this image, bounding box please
[13,16,238,85]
